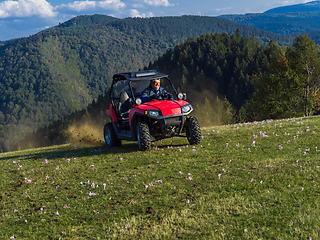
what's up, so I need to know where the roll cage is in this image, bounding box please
[109,70,178,105]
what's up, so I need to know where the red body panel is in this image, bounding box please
[108,99,190,126]
[128,106,145,125]
[145,100,181,116]
[105,104,117,122]
[129,99,189,124]
[138,99,188,115]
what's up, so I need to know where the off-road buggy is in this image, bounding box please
[104,70,201,151]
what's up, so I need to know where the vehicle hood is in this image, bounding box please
[140,99,189,117]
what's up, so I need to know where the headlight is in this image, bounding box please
[135,98,142,105]
[149,110,159,117]
[178,93,187,100]
[182,104,192,114]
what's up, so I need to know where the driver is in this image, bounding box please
[140,78,170,103]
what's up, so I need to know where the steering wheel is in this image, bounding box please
[156,92,172,100]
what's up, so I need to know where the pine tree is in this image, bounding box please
[287,34,320,116]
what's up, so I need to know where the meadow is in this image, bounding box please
[1,116,320,239]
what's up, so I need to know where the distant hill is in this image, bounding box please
[0,14,294,152]
[218,12,320,35]
[55,14,118,27]
[218,1,320,37]
[265,0,320,14]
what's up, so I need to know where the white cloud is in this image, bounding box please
[58,0,126,12]
[0,0,57,18]
[215,7,232,13]
[132,3,144,8]
[143,0,174,7]
[129,8,153,17]
[129,8,141,17]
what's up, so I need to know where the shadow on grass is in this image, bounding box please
[0,137,192,162]
[0,142,140,161]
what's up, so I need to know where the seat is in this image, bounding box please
[118,92,132,123]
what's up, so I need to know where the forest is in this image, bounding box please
[0,14,295,152]
[149,32,320,124]
[14,31,320,152]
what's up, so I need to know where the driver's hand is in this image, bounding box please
[151,93,159,99]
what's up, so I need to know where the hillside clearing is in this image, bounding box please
[1,116,320,239]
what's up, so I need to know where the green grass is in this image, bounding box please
[1,116,320,239]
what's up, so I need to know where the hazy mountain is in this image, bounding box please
[218,12,320,35]
[265,1,320,14]
[218,1,320,36]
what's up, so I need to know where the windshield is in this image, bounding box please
[111,77,177,102]
[129,77,176,100]
[111,80,131,99]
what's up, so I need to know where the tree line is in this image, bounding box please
[149,31,320,124]
[246,34,320,120]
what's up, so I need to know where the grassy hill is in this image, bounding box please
[1,115,320,239]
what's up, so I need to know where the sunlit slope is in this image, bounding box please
[1,115,319,239]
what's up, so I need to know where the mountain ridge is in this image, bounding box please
[218,1,320,35]
[265,0,320,14]
[218,12,320,35]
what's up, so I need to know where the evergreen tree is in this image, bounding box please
[287,34,320,116]
[247,54,301,120]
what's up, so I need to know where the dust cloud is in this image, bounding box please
[67,118,105,148]
[181,82,235,128]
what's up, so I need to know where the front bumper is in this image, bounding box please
[149,114,184,138]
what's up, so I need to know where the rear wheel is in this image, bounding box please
[104,122,121,147]
[137,122,151,151]
[186,116,201,145]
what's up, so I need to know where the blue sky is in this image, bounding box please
[0,0,312,40]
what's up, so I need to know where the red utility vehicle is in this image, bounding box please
[104,70,201,151]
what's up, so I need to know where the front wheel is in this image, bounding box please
[104,123,121,147]
[186,116,201,145]
[137,122,151,151]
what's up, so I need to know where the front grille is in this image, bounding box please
[165,116,181,124]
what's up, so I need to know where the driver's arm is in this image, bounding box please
[141,88,154,103]
[159,87,167,95]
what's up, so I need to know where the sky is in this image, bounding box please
[0,0,313,41]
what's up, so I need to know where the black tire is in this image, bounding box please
[186,116,201,145]
[104,123,121,147]
[137,122,151,151]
